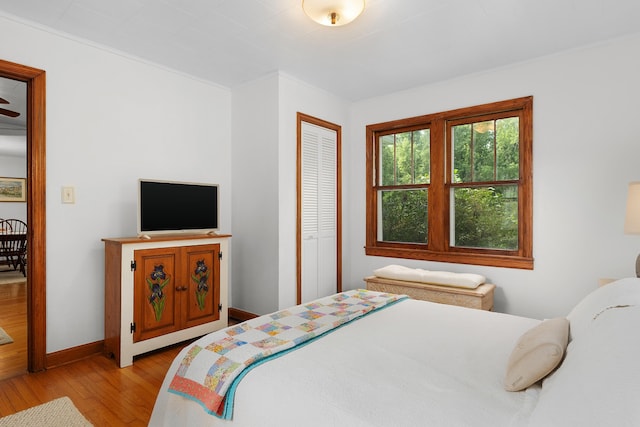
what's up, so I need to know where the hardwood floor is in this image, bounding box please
[0,343,184,425]
[0,277,27,380]
[0,316,242,424]
[0,269,243,425]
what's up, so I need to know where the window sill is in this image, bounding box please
[364,246,534,270]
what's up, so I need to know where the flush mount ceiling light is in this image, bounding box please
[302,0,366,27]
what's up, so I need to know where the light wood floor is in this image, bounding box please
[0,277,27,380]
[0,285,241,426]
[0,271,241,425]
[0,342,184,425]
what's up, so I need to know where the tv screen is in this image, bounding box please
[138,179,219,235]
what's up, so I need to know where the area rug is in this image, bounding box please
[0,396,92,426]
[0,327,13,346]
[0,270,26,285]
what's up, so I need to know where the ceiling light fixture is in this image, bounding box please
[302,0,365,27]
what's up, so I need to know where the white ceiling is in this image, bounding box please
[1,0,640,105]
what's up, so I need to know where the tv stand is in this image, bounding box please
[136,231,222,239]
[102,233,231,367]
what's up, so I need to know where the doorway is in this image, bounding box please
[0,77,27,379]
[0,58,46,373]
[296,112,342,304]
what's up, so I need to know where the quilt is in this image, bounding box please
[168,289,407,419]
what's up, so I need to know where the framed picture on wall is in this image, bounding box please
[0,177,26,202]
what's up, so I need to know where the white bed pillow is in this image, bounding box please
[503,317,569,392]
[567,278,640,341]
[372,264,486,289]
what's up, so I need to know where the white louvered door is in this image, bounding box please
[301,121,337,302]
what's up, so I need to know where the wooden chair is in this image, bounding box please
[0,219,9,270]
[0,219,27,276]
[0,219,8,270]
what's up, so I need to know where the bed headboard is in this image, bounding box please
[528,278,640,425]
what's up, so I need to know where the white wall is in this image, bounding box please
[230,72,349,315]
[346,34,640,320]
[0,15,232,353]
[231,74,280,315]
[0,137,27,222]
[277,73,349,310]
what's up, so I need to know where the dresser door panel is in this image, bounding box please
[133,248,180,342]
[183,244,221,328]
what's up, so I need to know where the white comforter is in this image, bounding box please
[150,298,541,427]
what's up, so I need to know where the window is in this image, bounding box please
[365,97,533,269]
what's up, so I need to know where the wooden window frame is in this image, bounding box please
[365,96,533,269]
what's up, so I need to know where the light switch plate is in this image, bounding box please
[62,186,75,204]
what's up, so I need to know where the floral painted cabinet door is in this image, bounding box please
[183,244,221,329]
[132,244,221,343]
[133,248,179,342]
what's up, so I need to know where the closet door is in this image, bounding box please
[299,117,340,303]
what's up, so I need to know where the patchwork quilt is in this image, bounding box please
[168,289,407,419]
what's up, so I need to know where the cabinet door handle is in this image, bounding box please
[176,286,188,291]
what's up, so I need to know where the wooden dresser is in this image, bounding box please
[364,276,495,311]
[103,234,231,367]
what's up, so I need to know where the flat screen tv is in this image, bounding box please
[138,179,219,236]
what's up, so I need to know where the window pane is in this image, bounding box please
[452,185,518,250]
[413,129,430,184]
[379,129,430,186]
[380,134,395,186]
[379,189,428,243]
[473,121,495,182]
[452,124,471,182]
[496,117,519,180]
[395,132,412,185]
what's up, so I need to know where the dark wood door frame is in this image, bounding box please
[0,58,46,372]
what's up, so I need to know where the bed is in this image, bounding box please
[150,278,640,426]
